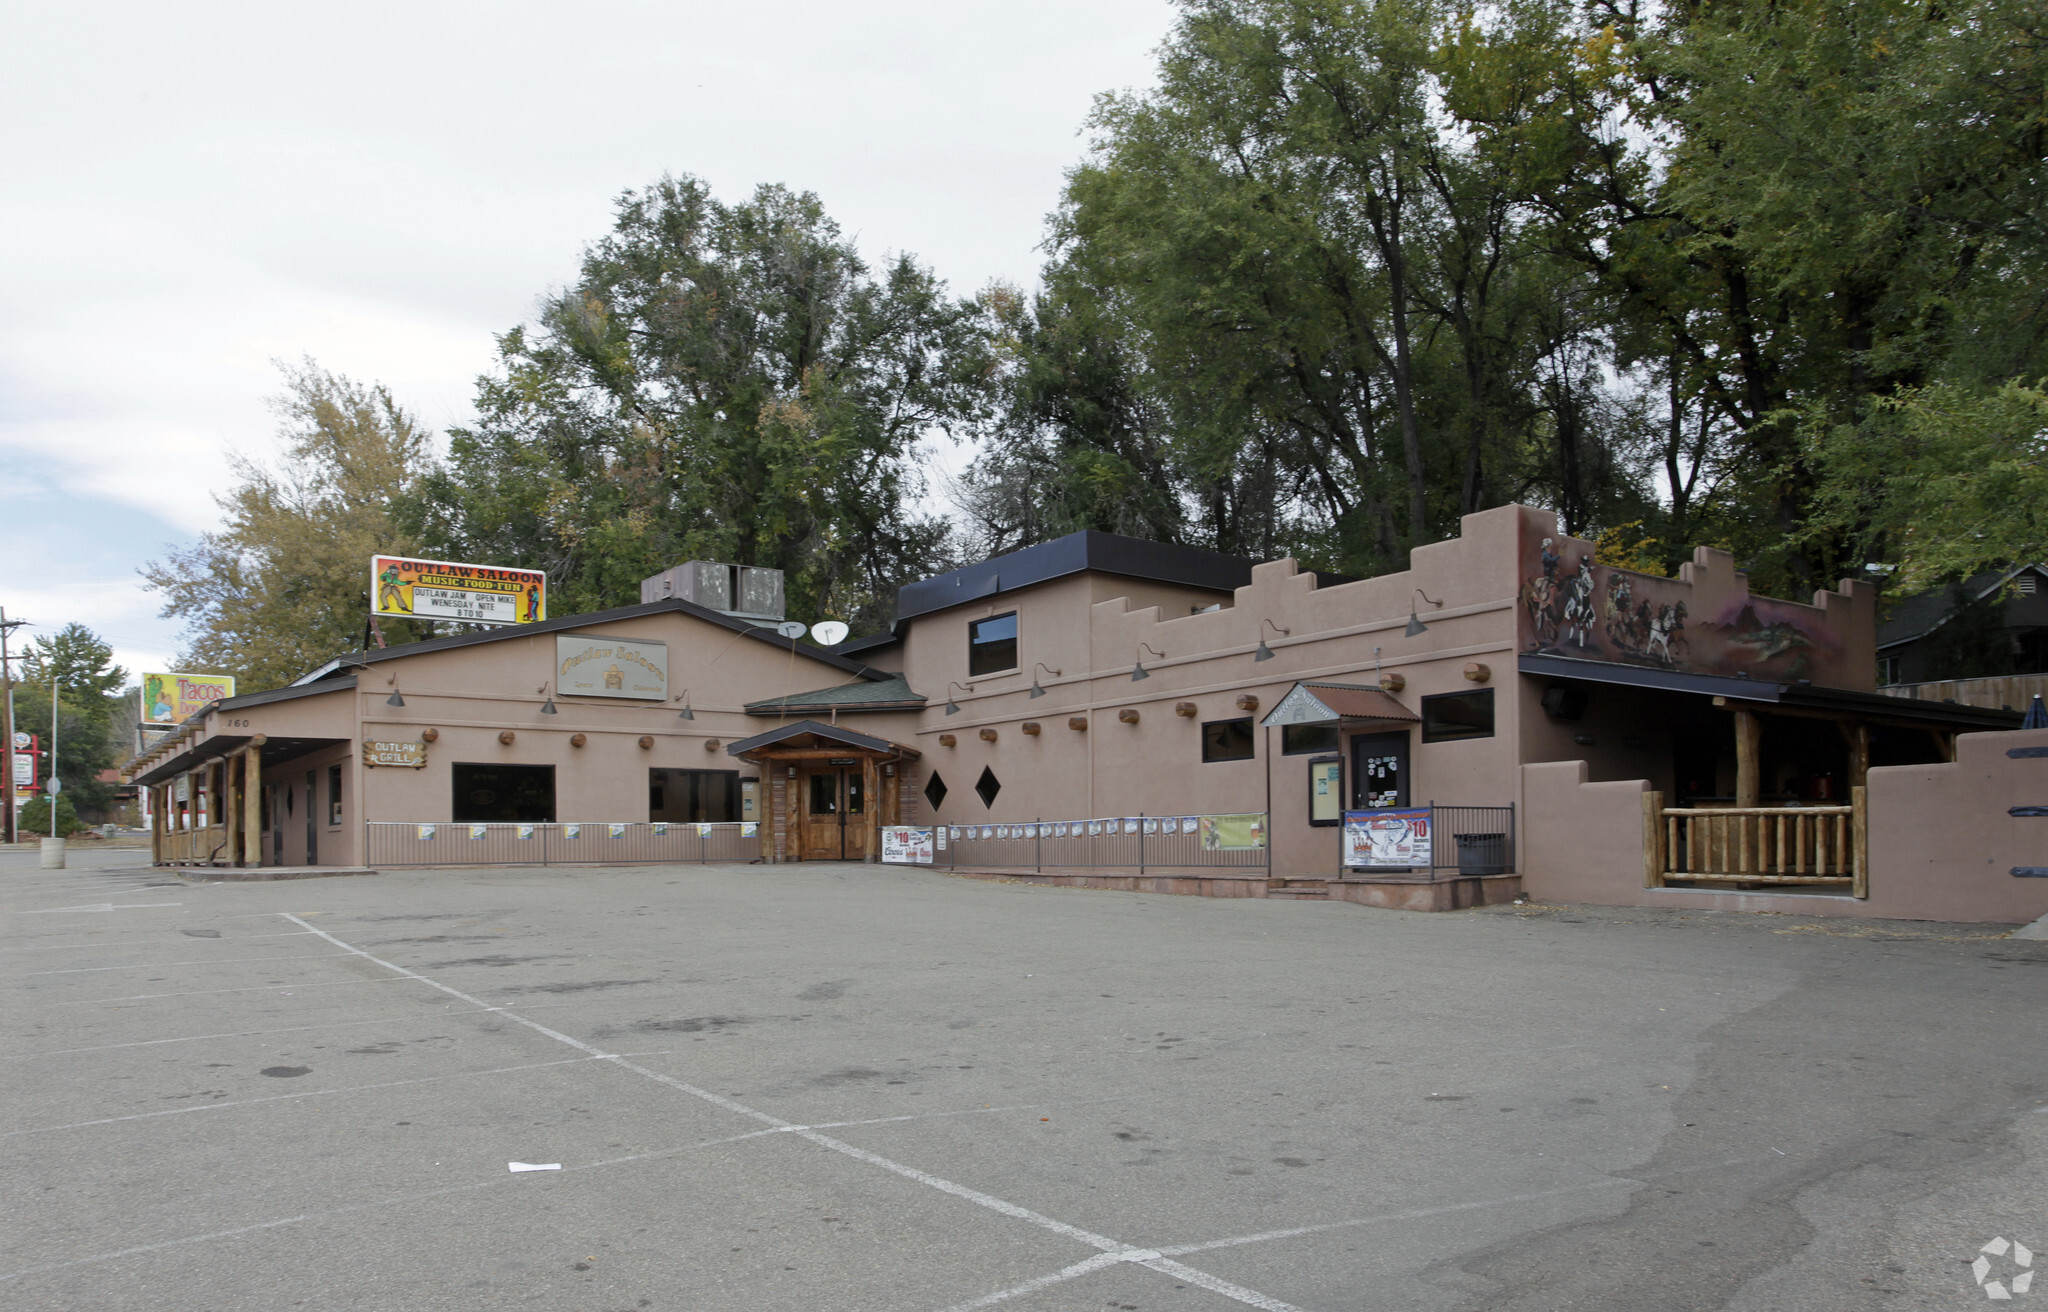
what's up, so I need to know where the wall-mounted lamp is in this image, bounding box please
[1132,643,1164,682]
[1406,589,1443,637]
[1254,619,1290,662]
[1028,662,1062,699]
[540,682,558,715]
[675,688,695,720]
[386,688,405,708]
[944,681,975,715]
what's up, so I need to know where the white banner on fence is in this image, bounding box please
[881,827,936,865]
[1343,807,1432,868]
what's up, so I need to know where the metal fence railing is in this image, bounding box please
[367,821,761,867]
[1426,804,1517,876]
[922,814,1271,875]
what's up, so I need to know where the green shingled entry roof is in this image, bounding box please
[744,673,925,714]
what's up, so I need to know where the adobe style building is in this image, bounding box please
[125,505,2048,924]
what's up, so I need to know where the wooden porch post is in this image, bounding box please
[243,744,263,868]
[150,783,163,865]
[1839,720,1870,790]
[1850,784,1869,899]
[1642,790,1665,889]
[1734,710,1762,808]
[861,756,879,862]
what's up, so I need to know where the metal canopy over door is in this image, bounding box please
[1350,731,1411,810]
[798,761,868,860]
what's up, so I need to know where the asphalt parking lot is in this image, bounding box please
[4,849,2046,1312]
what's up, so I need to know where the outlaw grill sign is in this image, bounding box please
[363,740,427,768]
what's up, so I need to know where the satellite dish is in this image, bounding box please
[776,621,807,640]
[811,620,850,647]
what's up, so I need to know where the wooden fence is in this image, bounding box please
[1643,787,1867,898]
[157,823,233,865]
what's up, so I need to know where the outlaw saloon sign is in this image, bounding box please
[371,555,546,626]
[557,634,668,701]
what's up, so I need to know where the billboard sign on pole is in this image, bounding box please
[141,673,237,727]
[371,555,546,626]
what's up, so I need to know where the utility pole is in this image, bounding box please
[0,608,18,844]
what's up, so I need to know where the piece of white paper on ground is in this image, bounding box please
[508,1162,561,1172]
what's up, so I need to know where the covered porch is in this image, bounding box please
[726,720,920,863]
[131,731,351,868]
[1521,654,2019,894]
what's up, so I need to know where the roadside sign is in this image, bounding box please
[372,555,546,626]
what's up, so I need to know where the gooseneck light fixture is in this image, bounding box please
[1254,618,1291,662]
[1405,589,1443,638]
[944,681,975,715]
[1131,643,1165,682]
[540,682,558,715]
[674,688,695,720]
[1028,662,1063,699]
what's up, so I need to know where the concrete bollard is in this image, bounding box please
[39,837,66,869]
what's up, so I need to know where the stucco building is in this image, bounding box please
[127,505,2047,923]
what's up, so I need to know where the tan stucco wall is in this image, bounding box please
[1519,731,2048,924]
[1517,760,1651,903]
[904,505,1535,876]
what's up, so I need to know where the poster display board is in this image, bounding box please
[372,555,546,626]
[1308,757,1342,826]
[556,634,668,700]
[141,672,236,726]
[881,827,936,864]
[1343,807,1433,869]
[1199,813,1266,850]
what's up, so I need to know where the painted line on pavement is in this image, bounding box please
[24,951,358,976]
[278,913,1307,1312]
[1,1055,612,1138]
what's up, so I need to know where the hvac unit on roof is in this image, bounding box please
[639,561,786,621]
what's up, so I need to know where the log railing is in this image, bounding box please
[1643,787,1867,898]
[158,823,233,865]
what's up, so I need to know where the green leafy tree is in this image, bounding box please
[420,176,989,631]
[16,623,128,814]
[19,794,82,839]
[143,360,438,690]
[974,0,1656,576]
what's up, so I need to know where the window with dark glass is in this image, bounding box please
[1201,717,1256,763]
[1281,723,1340,756]
[924,772,949,810]
[968,612,1019,676]
[846,771,864,814]
[1421,689,1495,742]
[452,763,557,823]
[974,766,1002,808]
[327,764,343,825]
[650,769,739,822]
[808,774,839,815]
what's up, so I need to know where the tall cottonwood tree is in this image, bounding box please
[143,360,437,690]
[420,176,991,631]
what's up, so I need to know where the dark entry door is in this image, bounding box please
[1351,731,1411,809]
[798,766,868,860]
[305,770,317,865]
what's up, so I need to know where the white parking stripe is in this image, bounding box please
[0,931,318,955]
[2,1056,610,1138]
[279,913,1308,1312]
[25,951,356,976]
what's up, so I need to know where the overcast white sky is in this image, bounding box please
[0,0,1177,680]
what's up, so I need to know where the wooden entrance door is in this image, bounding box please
[798,764,870,860]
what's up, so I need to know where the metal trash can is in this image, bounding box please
[1454,832,1505,876]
